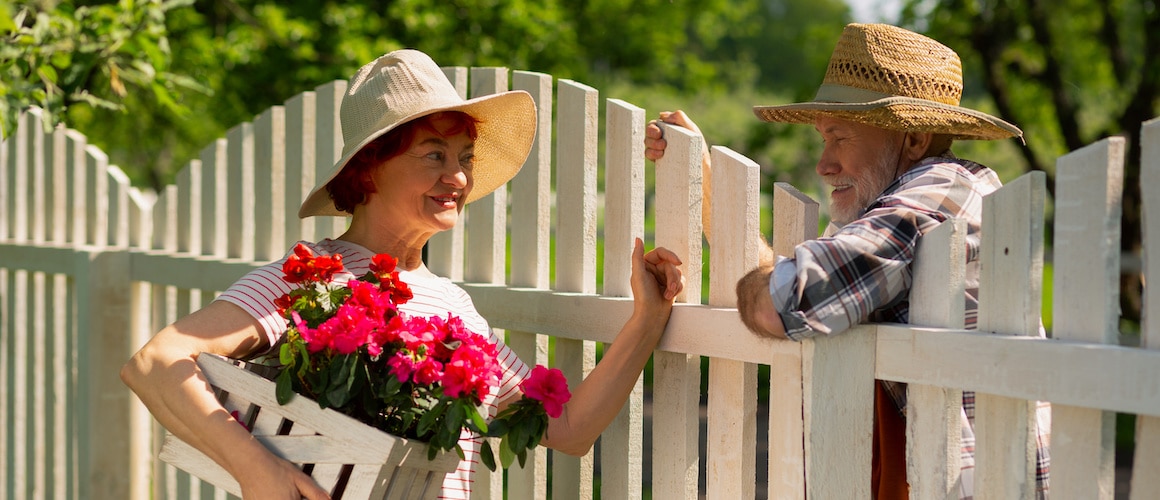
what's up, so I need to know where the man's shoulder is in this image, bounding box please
[910,155,1002,187]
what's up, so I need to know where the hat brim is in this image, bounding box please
[298,90,537,218]
[753,96,1022,141]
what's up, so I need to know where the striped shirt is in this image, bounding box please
[770,155,1050,498]
[217,238,530,499]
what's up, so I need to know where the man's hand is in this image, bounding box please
[631,237,685,316]
[644,110,703,162]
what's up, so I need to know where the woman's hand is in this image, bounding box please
[236,451,331,500]
[630,237,684,316]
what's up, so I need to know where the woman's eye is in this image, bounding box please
[460,154,475,171]
[426,151,444,162]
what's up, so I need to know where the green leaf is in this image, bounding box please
[279,342,292,366]
[417,398,447,437]
[468,405,488,434]
[499,435,516,469]
[479,440,497,472]
[275,368,294,405]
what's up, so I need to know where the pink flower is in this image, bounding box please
[520,366,571,418]
[441,342,501,400]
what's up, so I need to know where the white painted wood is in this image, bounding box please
[198,139,227,258]
[107,166,132,248]
[28,115,45,245]
[0,123,8,240]
[6,267,30,499]
[464,67,507,285]
[462,287,797,363]
[1051,138,1124,499]
[285,91,316,246]
[600,98,646,500]
[974,172,1045,499]
[0,266,6,500]
[802,329,876,499]
[504,71,553,500]
[64,130,87,245]
[46,127,66,243]
[904,219,966,500]
[153,186,178,253]
[510,71,553,291]
[8,111,33,240]
[253,106,286,262]
[463,66,510,500]
[176,160,201,254]
[74,248,134,498]
[766,182,816,500]
[1132,117,1160,500]
[555,79,598,295]
[311,80,348,242]
[225,122,255,260]
[706,146,760,500]
[553,78,598,500]
[652,123,702,500]
[160,355,458,499]
[85,144,109,247]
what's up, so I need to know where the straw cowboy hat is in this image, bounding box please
[299,49,537,218]
[753,23,1022,141]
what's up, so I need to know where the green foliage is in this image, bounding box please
[0,0,204,140]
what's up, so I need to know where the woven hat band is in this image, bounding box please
[814,83,893,104]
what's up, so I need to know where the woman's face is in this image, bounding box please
[365,114,475,236]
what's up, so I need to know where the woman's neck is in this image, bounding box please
[338,215,431,272]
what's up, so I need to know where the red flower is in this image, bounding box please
[312,254,344,282]
[441,342,501,400]
[282,256,311,284]
[370,253,398,276]
[274,294,294,316]
[520,366,572,418]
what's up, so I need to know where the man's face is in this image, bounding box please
[813,117,905,225]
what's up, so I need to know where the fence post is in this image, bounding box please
[974,171,1046,498]
[1131,117,1160,499]
[903,219,966,499]
[705,146,761,500]
[653,123,704,500]
[599,97,645,500]
[1051,137,1124,498]
[766,182,816,500]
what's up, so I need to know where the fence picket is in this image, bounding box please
[975,171,1046,498]
[226,122,254,261]
[285,92,316,247]
[253,106,286,262]
[653,123,703,500]
[552,78,598,500]
[904,219,966,499]
[766,182,816,500]
[600,98,646,500]
[1132,117,1160,499]
[706,146,761,500]
[501,70,553,500]
[1052,138,1124,498]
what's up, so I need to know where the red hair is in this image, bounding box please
[327,111,480,214]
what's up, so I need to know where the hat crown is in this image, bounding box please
[821,23,963,106]
[340,50,463,158]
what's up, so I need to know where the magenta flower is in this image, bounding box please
[520,366,572,418]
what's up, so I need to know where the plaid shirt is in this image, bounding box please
[770,155,1050,497]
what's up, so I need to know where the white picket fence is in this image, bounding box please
[2,65,1159,500]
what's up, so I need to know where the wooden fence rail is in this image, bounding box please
[2,66,1159,500]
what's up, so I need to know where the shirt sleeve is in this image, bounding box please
[771,205,940,340]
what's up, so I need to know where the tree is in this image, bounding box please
[0,0,203,141]
[898,0,1160,327]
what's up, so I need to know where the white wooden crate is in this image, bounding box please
[159,354,459,499]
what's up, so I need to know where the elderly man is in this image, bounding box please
[644,23,1050,499]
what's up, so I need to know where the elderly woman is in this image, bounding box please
[122,49,684,500]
